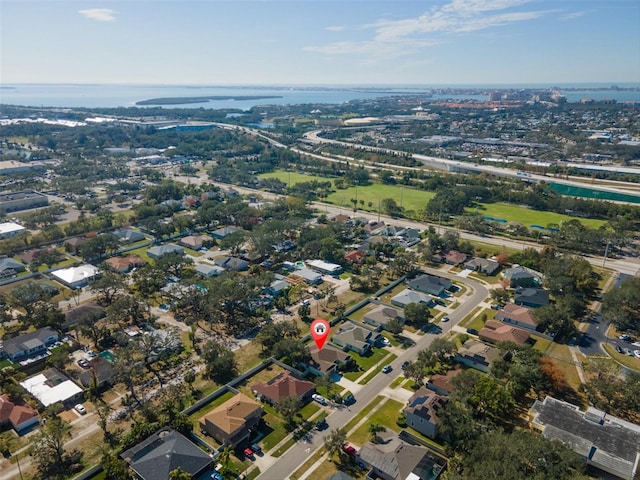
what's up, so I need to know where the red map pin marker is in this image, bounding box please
[310,318,330,351]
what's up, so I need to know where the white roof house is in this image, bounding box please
[20,371,83,407]
[51,264,100,289]
[0,222,26,239]
[306,260,342,275]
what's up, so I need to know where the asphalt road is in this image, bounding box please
[256,269,487,480]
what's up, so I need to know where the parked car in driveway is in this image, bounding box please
[343,445,358,457]
[74,404,86,415]
[244,447,254,458]
[312,393,328,405]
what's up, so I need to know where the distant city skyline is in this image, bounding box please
[1,0,639,86]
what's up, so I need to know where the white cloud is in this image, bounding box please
[561,10,589,20]
[325,26,344,32]
[305,0,552,60]
[78,8,116,22]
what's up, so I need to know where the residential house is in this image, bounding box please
[391,289,434,309]
[464,257,500,275]
[363,220,385,234]
[147,243,184,260]
[307,259,342,275]
[112,228,145,243]
[0,257,25,277]
[332,321,382,355]
[63,302,105,331]
[199,393,263,447]
[514,287,550,308]
[454,339,501,374]
[195,264,225,278]
[529,396,640,480]
[444,250,468,265]
[395,228,422,247]
[104,255,146,273]
[405,387,448,439]
[303,344,353,376]
[268,278,290,296]
[327,473,354,480]
[211,225,242,240]
[121,428,212,480]
[478,320,531,345]
[344,250,366,265]
[503,265,542,287]
[0,394,39,435]
[251,371,315,405]
[329,214,351,224]
[273,239,296,253]
[363,305,405,331]
[63,236,89,254]
[358,437,445,480]
[1,327,58,362]
[159,199,183,210]
[426,369,461,396]
[51,264,101,289]
[179,234,213,250]
[408,274,453,297]
[20,248,48,265]
[495,304,540,331]
[214,256,249,272]
[291,267,323,285]
[79,357,117,389]
[20,368,83,407]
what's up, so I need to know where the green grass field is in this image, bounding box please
[262,170,606,228]
[260,170,434,213]
[470,202,605,228]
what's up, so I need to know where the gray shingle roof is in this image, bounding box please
[121,428,211,480]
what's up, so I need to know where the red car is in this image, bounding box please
[343,445,357,457]
[244,447,254,458]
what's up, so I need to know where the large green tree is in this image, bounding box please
[602,276,640,333]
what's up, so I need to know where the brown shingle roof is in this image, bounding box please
[495,304,538,328]
[0,394,38,429]
[427,369,461,396]
[105,255,145,271]
[405,387,448,423]
[479,320,530,345]
[200,393,262,436]
[251,371,315,404]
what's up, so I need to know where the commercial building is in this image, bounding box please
[0,190,48,213]
[0,222,26,239]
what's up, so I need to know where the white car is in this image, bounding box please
[312,394,328,405]
[381,338,391,347]
[634,350,640,359]
[74,404,86,415]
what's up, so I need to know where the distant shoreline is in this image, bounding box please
[136,95,283,105]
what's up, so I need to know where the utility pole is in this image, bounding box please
[602,239,611,269]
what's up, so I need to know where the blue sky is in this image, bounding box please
[1,0,639,85]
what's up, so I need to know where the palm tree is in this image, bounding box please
[368,423,385,443]
[218,444,234,474]
[324,427,347,460]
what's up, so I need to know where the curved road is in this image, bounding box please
[256,269,487,480]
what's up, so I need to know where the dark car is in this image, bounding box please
[381,365,392,374]
[250,443,262,454]
[77,359,89,368]
[401,361,410,370]
[615,345,624,354]
[343,393,355,405]
[315,419,328,431]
